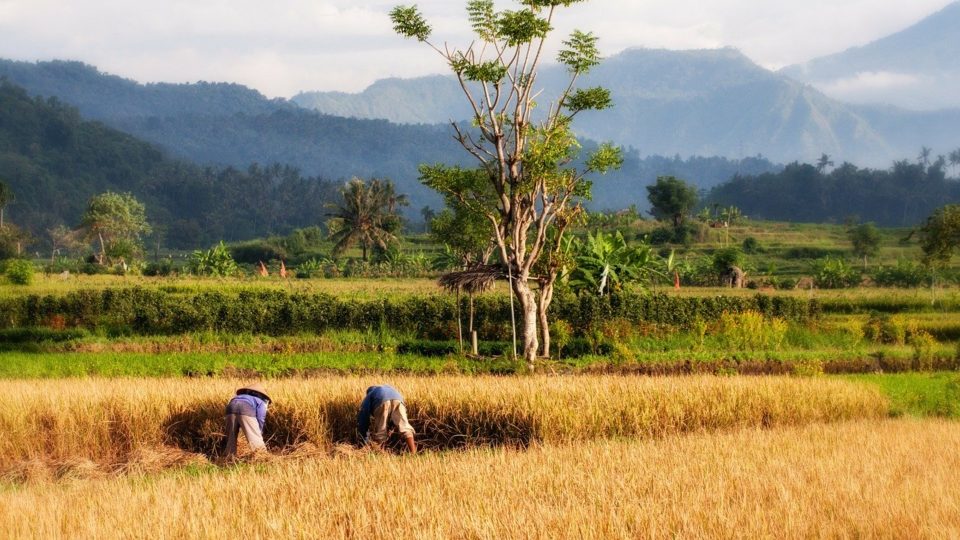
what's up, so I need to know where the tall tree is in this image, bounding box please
[847,222,881,268]
[919,204,960,269]
[646,176,698,228]
[326,177,407,261]
[80,192,151,265]
[392,1,622,366]
[0,180,12,229]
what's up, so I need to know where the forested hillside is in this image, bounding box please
[0,81,337,248]
[0,60,783,213]
[705,160,960,225]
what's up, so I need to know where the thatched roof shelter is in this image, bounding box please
[438,264,502,295]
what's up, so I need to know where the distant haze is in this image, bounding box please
[0,0,953,97]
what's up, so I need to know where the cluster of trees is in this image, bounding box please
[0,81,339,250]
[705,158,960,226]
[0,179,152,270]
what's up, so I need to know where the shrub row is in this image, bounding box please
[0,288,820,339]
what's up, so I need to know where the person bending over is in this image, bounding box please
[224,382,271,456]
[357,384,416,453]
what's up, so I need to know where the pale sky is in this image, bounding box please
[0,0,953,98]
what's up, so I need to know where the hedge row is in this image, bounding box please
[0,288,820,339]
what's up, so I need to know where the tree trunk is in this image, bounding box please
[538,277,555,359]
[456,289,463,354]
[0,207,4,228]
[97,232,107,265]
[512,272,539,371]
[468,293,474,334]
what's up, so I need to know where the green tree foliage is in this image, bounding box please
[707,160,960,226]
[711,247,744,275]
[80,192,151,265]
[393,0,622,366]
[326,178,407,261]
[646,176,698,228]
[847,222,882,268]
[568,231,659,296]
[4,259,34,285]
[812,257,862,289]
[919,204,960,268]
[189,241,239,277]
[428,173,495,269]
[0,224,28,260]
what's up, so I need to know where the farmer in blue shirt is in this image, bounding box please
[224,382,271,456]
[357,385,417,453]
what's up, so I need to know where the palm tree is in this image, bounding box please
[326,178,406,261]
[815,153,834,174]
[948,149,960,177]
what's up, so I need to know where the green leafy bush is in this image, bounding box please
[229,241,288,265]
[872,260,932,288]
[189,242,239,277]
[5,259,34,285]
[812,258,861,289]
[784,247,843,260]
[711,247,744,274]
[295,258,323,279]
[742,237,763,254]
[143,260,176,277]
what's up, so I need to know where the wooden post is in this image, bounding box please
[456,289,463,354]
[508,266,517,361]
[471,330,478,356]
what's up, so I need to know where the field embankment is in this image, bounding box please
[3,419,957,539]
[0,376,887,479]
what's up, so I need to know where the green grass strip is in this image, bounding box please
[0,352,521,378]
[840,372,960,418]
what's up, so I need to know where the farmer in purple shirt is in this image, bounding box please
[357,385,417,453]
[224,383,271,456]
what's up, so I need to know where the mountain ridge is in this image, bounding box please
[293,47,951,167]
[781,1,960,109]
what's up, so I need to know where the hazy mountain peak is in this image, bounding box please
[781,1,960,110]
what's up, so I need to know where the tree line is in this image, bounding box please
[704,157,960,226]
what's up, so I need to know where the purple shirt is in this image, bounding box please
[226,394,268,431]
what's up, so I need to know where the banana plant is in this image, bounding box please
[568,231,661,295]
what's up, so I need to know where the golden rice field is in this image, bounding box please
[3,419,959,539]
[0,375,887,478]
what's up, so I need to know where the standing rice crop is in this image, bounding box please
[0,375,887,476]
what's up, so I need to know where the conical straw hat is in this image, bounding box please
[237,382,271,403]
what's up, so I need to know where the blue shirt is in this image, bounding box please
[226,394,268,431]
[357,385,404,436]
